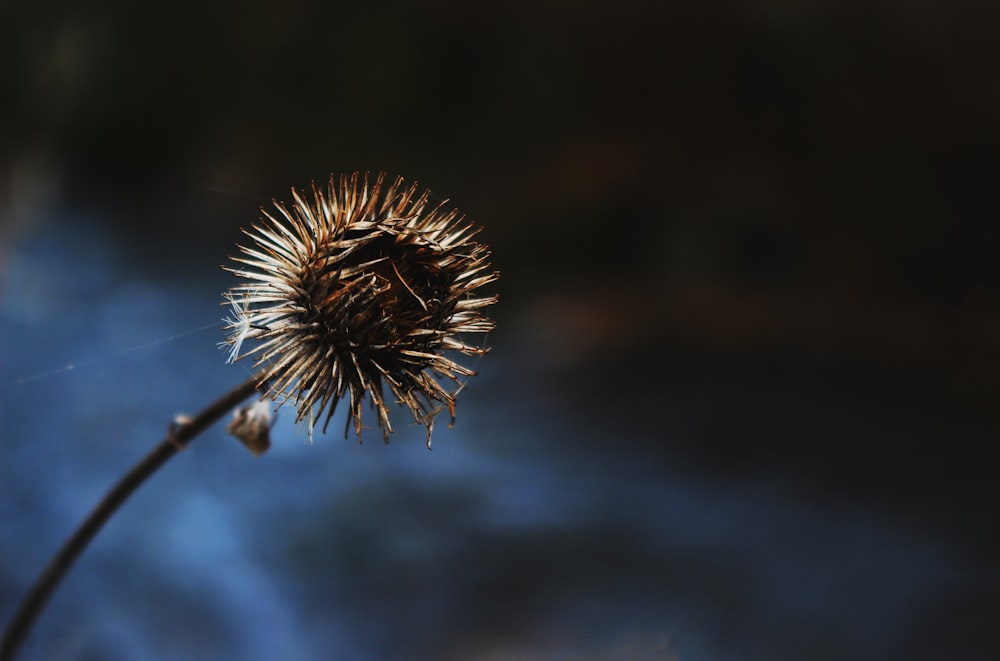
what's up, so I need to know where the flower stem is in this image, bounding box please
[0,374,267,661]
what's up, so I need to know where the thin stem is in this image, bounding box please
[0,374,267,661]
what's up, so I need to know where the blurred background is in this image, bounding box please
[2,0,998,659]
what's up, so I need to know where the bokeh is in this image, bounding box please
[2,1,998,659]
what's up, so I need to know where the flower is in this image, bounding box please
[221,172,498,447]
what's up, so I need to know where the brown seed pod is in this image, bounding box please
[221,172,498,447]
[226,397,275,457]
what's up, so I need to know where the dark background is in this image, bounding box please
[2,1,998,659]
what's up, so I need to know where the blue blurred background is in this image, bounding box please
[2,1,998,659]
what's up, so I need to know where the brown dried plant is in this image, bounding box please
[1,172,498,660]
[221,172,498,447]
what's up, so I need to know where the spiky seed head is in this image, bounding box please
[221,172,498,447]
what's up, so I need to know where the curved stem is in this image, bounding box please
[0,374,267,661]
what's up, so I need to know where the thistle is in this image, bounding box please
[221,172,498,447]
[1,172,499,660]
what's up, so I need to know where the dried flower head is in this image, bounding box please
[221,172,498,447]
[227,396,276,457]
